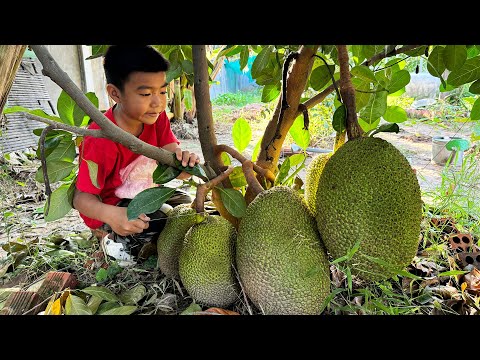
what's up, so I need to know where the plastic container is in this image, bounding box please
[431,136,464,167]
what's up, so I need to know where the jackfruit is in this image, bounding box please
[315,137,422,282]
[179,215,239,307]
[304,153,331,216]
[236,186,331,315]
[157,204,198,279]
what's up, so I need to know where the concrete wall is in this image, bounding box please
[43,45,110,112]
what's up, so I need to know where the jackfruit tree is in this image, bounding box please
[2,44,479,308]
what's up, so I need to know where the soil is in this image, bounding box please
[1,112,478,260]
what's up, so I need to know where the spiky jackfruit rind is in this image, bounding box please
[304,153,331,216]
[157,204,197,279]
[236,186,331,315]
[315,137,422,282]
[179,215,239,307]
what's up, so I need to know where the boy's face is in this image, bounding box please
[110,71,168,125]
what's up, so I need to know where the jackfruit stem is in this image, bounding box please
[194,165,234,214]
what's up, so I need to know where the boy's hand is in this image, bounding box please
[174,148,200,167]
[106,207,150,236]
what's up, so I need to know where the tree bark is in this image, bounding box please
[192,45,223,175]
[256,45,319,174]
[0,45,27,113]
[336,45,363,140]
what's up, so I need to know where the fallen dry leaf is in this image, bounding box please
[464,268,480,293]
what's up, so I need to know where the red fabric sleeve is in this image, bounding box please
[156,111,179,147]
[76,137,118,195]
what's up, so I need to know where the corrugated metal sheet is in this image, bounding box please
[0,58,54,154]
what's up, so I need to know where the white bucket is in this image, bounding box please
[431,136,464,167]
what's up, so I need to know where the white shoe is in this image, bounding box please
[100,234,136,267]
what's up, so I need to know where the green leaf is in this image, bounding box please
[240,46,249,71]
[383,106,407,123]
[437,270,469,277]
[447,56,480,86]
[96,301,121,314]
[47,139,76,162]
[288,153,306,167]
[332,104,347,132]
[289,116,310,150]
[229,166,247,188]
[86,45,109,60]
[86,295,103,314]
[84,159,100,189]
[73,92,99,127]
[181,59,194,75]
[183,88,193,111]
[232,117,252,153]
[261,82,281,103]
[180,302,202,315]
[65,294,93,315]
[152,163,181,184]
[81,286,119,302]
[166,63,182,83]
[469,79,480,94]
[221,152,231,165]
[172,154,207,178]
[470,97,480,120]
[440,81,456,92]
[275,157,291,185]
[100,306,137,315]
[2,106,61,122]
[118,284,147,305]
[215,187,246,218]
[351,65,376,83]
[352,78,372,112]
[443,45,467,71]
[386,70,410,94]
[445,138,470,151]
[358,118,380,133]
[472,123,480,141]
[359,90,388,124]
[310,64,335,91]
[369,123,400,137]
[251,136,262,162]
[427,46,445,78]
[127,186,176,220]
[57,90,76,125]
[44,184,74,222]
[95,268,108,283]
[36,134,62,159]
[251,45,273,79]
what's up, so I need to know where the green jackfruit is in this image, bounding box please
[304,153,331,216]
[315,137,422,282]
[179,215,239,307]
[236,186,331,315]
[157,204,198,279]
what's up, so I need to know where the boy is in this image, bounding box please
[73,45,200,266]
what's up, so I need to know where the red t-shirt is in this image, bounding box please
[76,106,179,229]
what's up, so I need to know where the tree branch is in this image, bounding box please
[214,144,275,184]
[295,45,425,117]
[29,45,191,175]
[194,166,234,214]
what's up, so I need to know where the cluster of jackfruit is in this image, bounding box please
[156,136,422,313]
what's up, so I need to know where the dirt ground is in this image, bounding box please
[0,114,478,258]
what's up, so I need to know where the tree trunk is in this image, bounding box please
[0,45,27,113]
[192,45,223,174]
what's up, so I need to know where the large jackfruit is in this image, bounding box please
[179,215,239,307]
[157,204,197,279]
[236,186,331,315]
[315,137,422,282]
[304,153,331,216]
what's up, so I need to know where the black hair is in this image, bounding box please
[103,45,169,91]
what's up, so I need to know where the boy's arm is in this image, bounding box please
[162,142,201,180]
[73,189,149,236]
